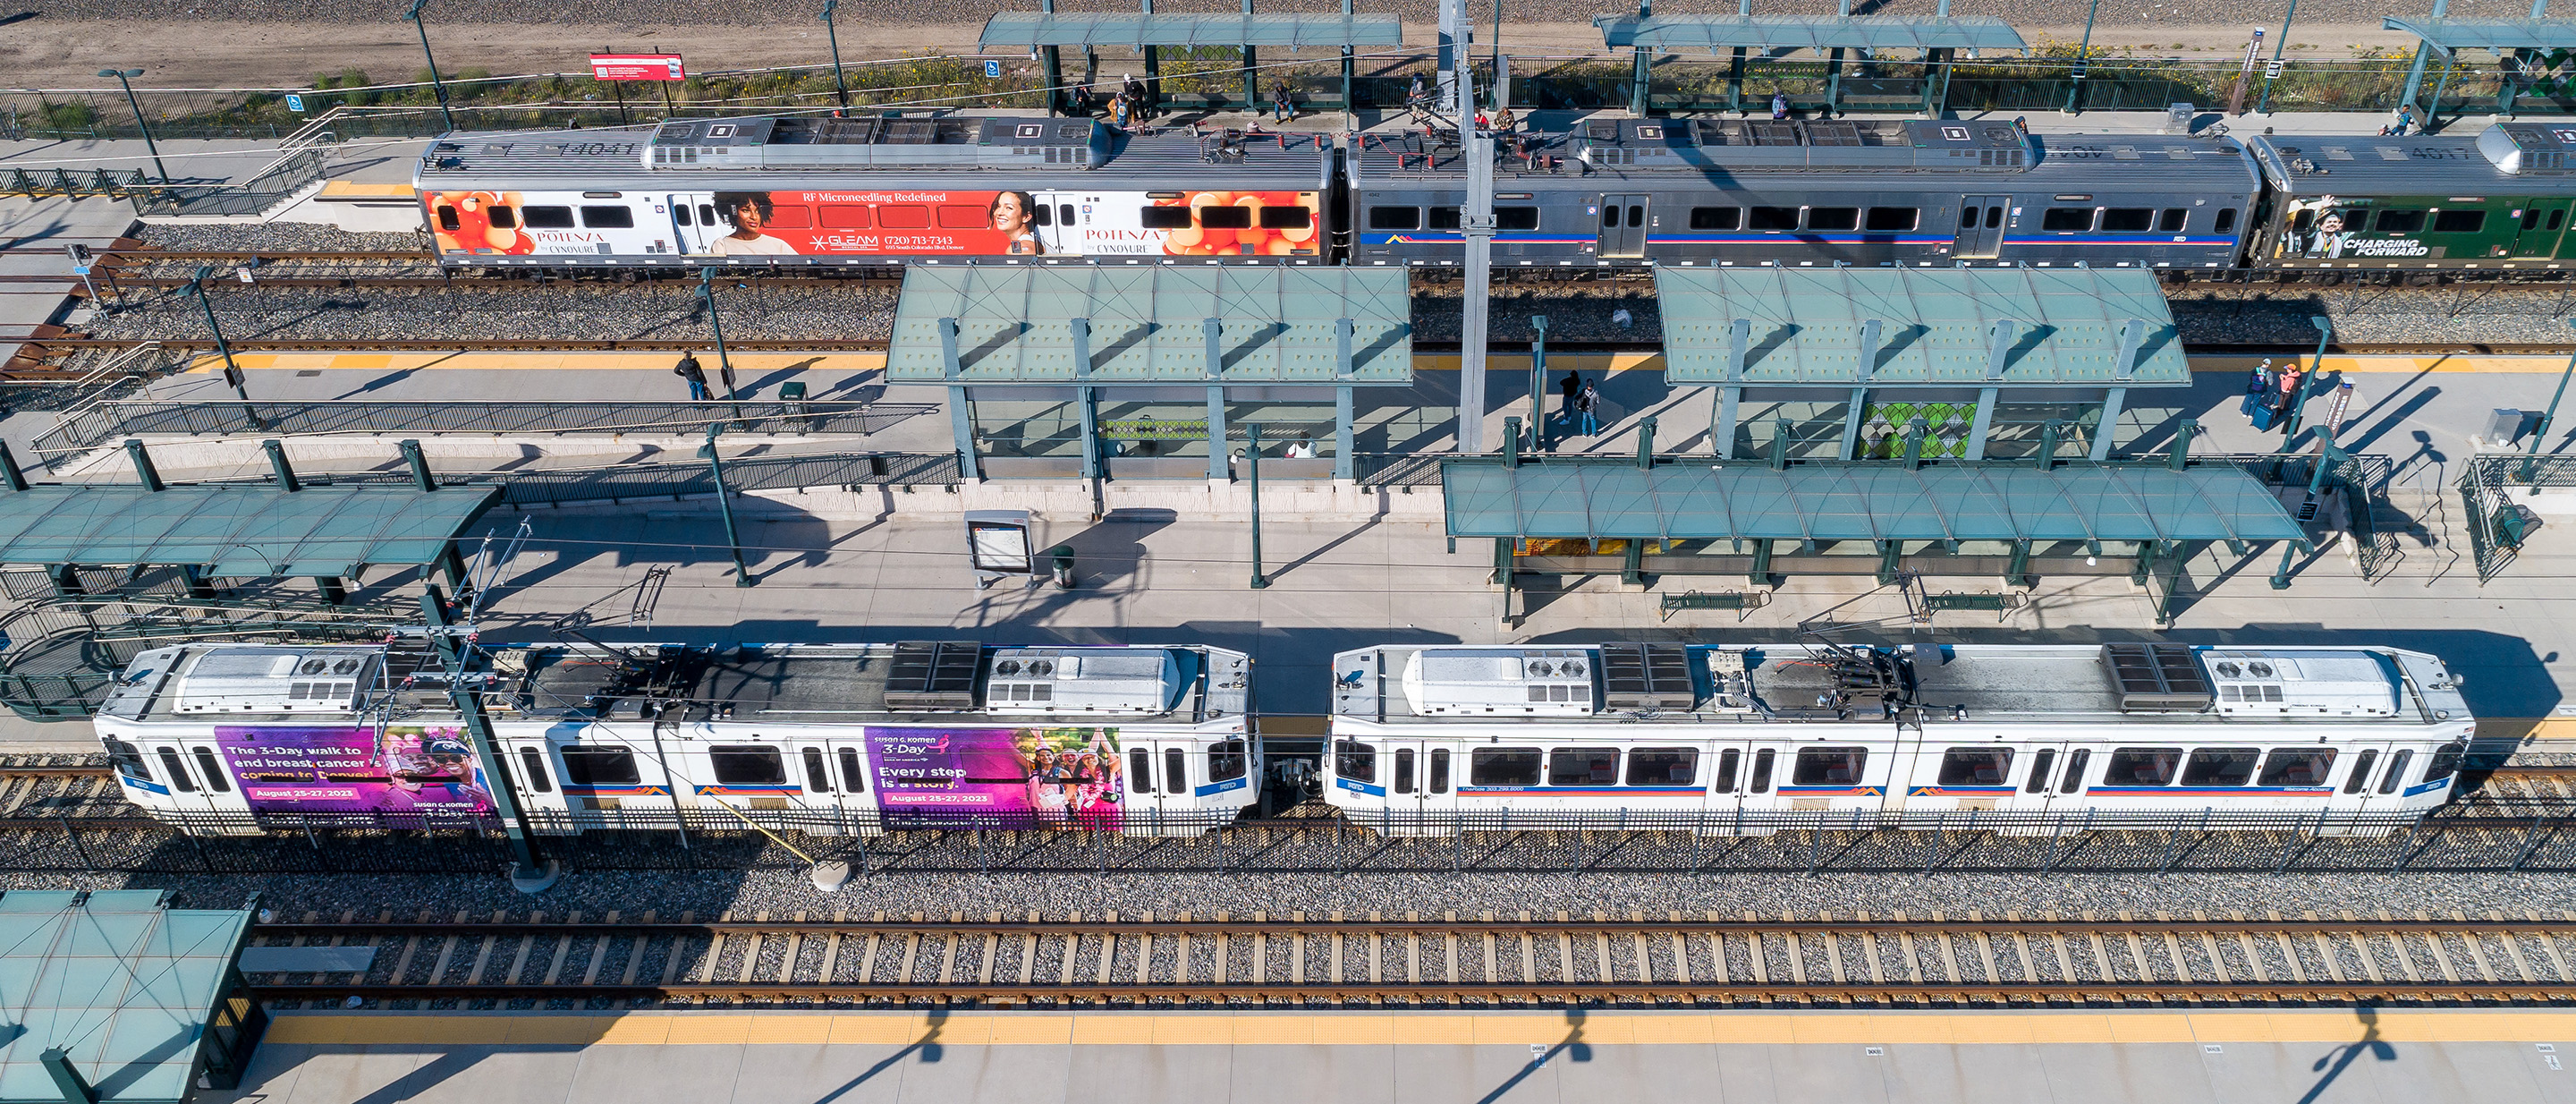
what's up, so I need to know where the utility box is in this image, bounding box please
[2487,408,2533,446]
[2163,103,2196,134]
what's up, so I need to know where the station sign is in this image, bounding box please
[589,54,687,82]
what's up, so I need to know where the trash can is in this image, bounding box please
[1047,544,1076,590]
[2488,408,2532,446]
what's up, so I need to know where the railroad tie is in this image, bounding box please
[1944,929,1970,986]
[2118,929,2148,984]
[1251,914,1265,985]
[1519,922,1537,986]
[1331,912,1346,983]
[578,912,610,988]
[738,913,767,985]
[783,913,808,986]
[1292,920,1307,984]
[1021,912,1041,987]
[1445,915,1461,984]
[2458,912,2499,983]
[540,912,576,987]
[2535,911,2572,982]
[426,909,468,986]
[980,921,1000,987]
[1482,924,1498,985]
[620,912,650,987]
[2084,924,2113,987]
[1594,920,1613,985]
[504,912,541,987]
[1668,914,1691,985]
[859,913,882,985]
[902,925,924,986]
[2048,926,2078,987]
[2497,913,2539,984]
[820,910,846,984]
[696,914,726,985]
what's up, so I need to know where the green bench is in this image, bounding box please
[1921,590,2024,622]
[1658,590,1762,621]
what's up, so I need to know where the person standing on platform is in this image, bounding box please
[1558,369,1581,425]
[1576,378,1602,437]
[2268,361,2307,434]
[1771,90,1789,120]
[674,353,709,401]
[2241,359,2274,420]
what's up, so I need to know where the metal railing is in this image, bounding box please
[2459,453,2576,583]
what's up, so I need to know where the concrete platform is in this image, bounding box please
[209,1008,2576,1104]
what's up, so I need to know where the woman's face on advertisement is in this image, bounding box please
[992,192,1026,230]
[733,200,765,233]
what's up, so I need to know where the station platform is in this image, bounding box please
[216,1007,2574,1104]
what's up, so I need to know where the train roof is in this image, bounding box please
[1352,117,2255,193]
[2249,124,2576,198]
[1330,641,2467,729]
[416,114,1331,191]
[96,640,1250,729]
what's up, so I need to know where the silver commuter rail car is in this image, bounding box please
[96,639,1256,836]
[1326,641,2474,833]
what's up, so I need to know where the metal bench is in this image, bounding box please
[1920,590,2025,623]
[1657,590,1763,622]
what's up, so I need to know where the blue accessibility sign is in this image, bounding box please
[985,60,1003,79]
[285,93,306,112]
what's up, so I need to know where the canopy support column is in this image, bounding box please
[2004,539,2032,588]
[1208,386,1230,482]
[2399,0,2450,118]
[1343,0,1357,125]
[1826,47,1846,116]
[1921,47,1950,116]
[1714,386,1741,460]
[938,317,981,481]
[1876,539,1902,585]
[1629,0,1652,115]
[1964,386,1998,461]
[1749,538,1773,586]
[1072,316,1101,481]
[1335,316,1358,481]
[2090,386,2127,462]
[1838,386,1868,460]
[1729,47,1746,113]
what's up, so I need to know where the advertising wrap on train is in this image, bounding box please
[214,725,496,813]
[865,726,1125,826]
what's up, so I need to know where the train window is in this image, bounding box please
[1394,748,1417,794]
[189,749,232,793]
[1470,748,1543,786]
[1864,208,1918,232]
[819,204,872,229]
[2554,209,2567,231]
[1429,207,1462,231]
[1209,739,1248,782]
[157,748,197,794]
[1627,749,1698,786]
[1936,749,2013,786]
[801,748,831,793]
[1690,207,1741,231]
[561,747,642,787]
[2423,741,2467,784]
[516,748,553,793]
[2025,749,2055,794]
[2059,749,2089,794]
[436,205,461,231]
[1260,206,1313,229]
[1165,748,1187,793]
[2258,748,2337,787]
[1333,740,1377,784]
[580,206,634,229]
[1497,207,1539,231]
[1131,748,1155,794]
[2179,748,2259,787]
[488,205,519,229]
[1713,749,1741,793]
[877,206,929,229]
[1548,748,1618,786]
[2377,749,2413,794]
[1030,204,1052,227]
[1428,749,1451,794]
[2524,208,2545,232]
[2214,208,2237,233]
[2106,748,2181,786]
[837,749,867,793]
[2376,209,2426,233]
[1627,204,1644,227]
[2288,209,2313,233]
[2433,209,2486,234]
[2343,749,2378,794]
[1058,204,1074,225]
[106,740,151,783]
[2158,208,2187,232]
[764,205,811,229]
[935,205,981,229]
[1985,205,2003,228]
[1807,208,1859,231]
[1959,207,1981,230]
[1792,748,1867,786]
[698,203,718,225]
[709,745,786,786]
[2101,208,2153,233]
[1142,206,1195,230]
[1199,205,1253,229]
[1369,207,1421,231]
[520,206,574,229]
[1749,207,1800,231]
[674,206,692,226]
[1600,205,1620,229]
[1748,749,1775,794]
[2040,208,2094,232]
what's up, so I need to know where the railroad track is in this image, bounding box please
[240,910,2576,1007]
[0,756,127,818]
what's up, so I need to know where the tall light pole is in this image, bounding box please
[820,0,851,108]
[2063,0,2100,115]
[697,268,737,399]
[2255,0,2298,114]
[402,0,457,132]
[97,69,167,184]
[187,266,250,405]
[1247,423,1269,589]
[699,426,755,587]
[2523,318,2576,484]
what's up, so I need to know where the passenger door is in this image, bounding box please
[669,193,716,255]
[148,741,228,816]
[1952,194,2010,259]
[2512,202,2569,259]
[1384,740,1456,830]
[2015,743,2093,815]
[1596,194,1648,259]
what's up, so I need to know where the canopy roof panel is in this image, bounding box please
[0,485,499,577]
[2383,16,2576,53]
[888,266,1413,385]
[1595,13,2026,52]
[1441,459,2303,544]
[980,12,1403,47]
[0,890,250,1104]
[1655,266,2190,387]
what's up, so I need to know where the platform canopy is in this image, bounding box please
[0,484,499,577]
[1441,459,2304,544]
[1594,13,2025,53]
[980,12,1403,48]
[0,890,254,1104]
[888,266,1414,385]
[1655,267,2189,388]
[2382,16,2576,55]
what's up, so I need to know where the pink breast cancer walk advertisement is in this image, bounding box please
[215,725,496,814]
[866,726,1123,827]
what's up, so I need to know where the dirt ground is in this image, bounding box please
[1,16,2416,94]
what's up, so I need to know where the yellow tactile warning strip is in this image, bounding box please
[315,181,419,200]
[263,1009,2576,1049]
[184,352,887,375]
[2510,718,2576,741]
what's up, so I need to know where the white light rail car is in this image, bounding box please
[1326,641,2474,833]
[96,639,1255,836]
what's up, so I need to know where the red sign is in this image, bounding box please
[589,54,686,81]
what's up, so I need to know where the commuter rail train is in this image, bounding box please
[414,111,2576,277]
[94,639,1257,836]
[1325,641,2476,833]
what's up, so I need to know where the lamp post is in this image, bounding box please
[820,0,851,108]
[699,426,755,588]
[2523,318,2576,484]
[2063,0,2100,114]
[402,0,457,132]
[1247,422,1269,590]
[696,268,737,400]
[187,266,249,405]
[2255,0,2298,114]
[97,69,168,184]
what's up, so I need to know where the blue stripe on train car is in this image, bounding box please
[1908,786,2015,796]
[2405,779,2453,797]
[1194,777,1249,798]
[563,785,668,797]
[1335,777,1385,797]
[1776,786,1884,796]
[118,775,170,796]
